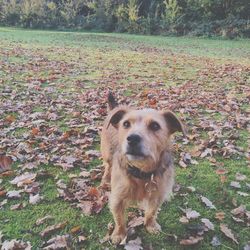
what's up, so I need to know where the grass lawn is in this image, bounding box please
[0,27,249,249]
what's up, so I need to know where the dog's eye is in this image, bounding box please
[149,121,161,131]
[123,120,130,128]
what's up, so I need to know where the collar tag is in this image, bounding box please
[145,174,157,193]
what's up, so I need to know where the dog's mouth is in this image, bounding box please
[126,148,145,158]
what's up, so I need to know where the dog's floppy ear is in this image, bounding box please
[107,109,127,129]
[162,111,186,136]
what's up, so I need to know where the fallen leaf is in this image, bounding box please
[0,189,6,197]
[31,127,39,136]
[1,239,32,250]
[231,205,246,216]
[43,235,71,249]
[211,235,221,247]
[0,170,14,178]
[180,236,203,245]
[200,196,216,209]
[237,191,249,197]
[179,160,187,168]
[179,216,189,224]
[10,203,24,210]
[230,181,241,189]
[6,190,22,199]
[29,194,42,205]
[77,201,93,215]
[244,242,250,250]
[128,216,144,228]
[215,169,228,175]
[10,172,36,187]
[235,173,247,181]
[78,235,87,243]
[36,215,53,226]
[220,224,238,244]
[0,155,13,173]
[186,186,196,192]
[201,218,214,231]
[40,222,67,238]
[186,209,200,219]
[124,237,143,250]
[215,212,225,221]
[70,226,81,234]
[5,115,16,123]
[220,175,227,183]
[232,216,244,223]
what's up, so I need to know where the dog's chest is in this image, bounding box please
[128,177,158,201]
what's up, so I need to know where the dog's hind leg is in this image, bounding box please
[100,161,111,189]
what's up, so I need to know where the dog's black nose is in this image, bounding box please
[127,134,141,146]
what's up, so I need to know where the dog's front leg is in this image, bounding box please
[110,197,127,244]
[144,199,162,234]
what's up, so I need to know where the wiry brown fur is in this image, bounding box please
[100,96,185,244]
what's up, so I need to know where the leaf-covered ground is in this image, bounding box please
[0,28,249,249]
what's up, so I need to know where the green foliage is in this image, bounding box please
[0,0,249,37]
[163,0,181,24]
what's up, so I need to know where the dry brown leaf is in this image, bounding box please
[1,239,32,250]
[215,169,228,175]
[230,181,241,189]
[0,189,6,197]
[128,216,144,228]
[200,196,216,209]
[211,235,221,247]
[215,212,225,221]
[29,194,42,205]
[40,222,67,238]
[0,155,13,173]
[201,218,214,231]
[6,190,22,199]
[36,215,53,226]
[77,201,93,216]
[220,224,238,244]
[231,205,246,216]
[88,187,99,198]
[10,173,36,187]
[43,235,71,249]
[70,226,81,234]
[186,209,200,219]
[179,216,189,224]
[0,170,14,178]
[235,172,247,181]
[237,191,249,197]
[31,127,39,136]
[124,237,143,250]
[220,175,227,183]
[10,203,24,210]
[179,160,187,168]
[180,236,203,245]
[5,115,16,123]
[78,235,87,243]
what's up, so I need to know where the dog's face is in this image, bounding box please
[109,108,185,172]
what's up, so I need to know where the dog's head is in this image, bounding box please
[108,108,185,172]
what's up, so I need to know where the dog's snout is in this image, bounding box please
[127,134,141,146]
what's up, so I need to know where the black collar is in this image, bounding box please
[127,164,156,180]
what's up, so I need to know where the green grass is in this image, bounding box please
[0,27,249,249]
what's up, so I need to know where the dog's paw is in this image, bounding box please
[111,232,126,245]
[145,222,162,234]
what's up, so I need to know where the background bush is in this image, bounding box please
[0,0,249,38]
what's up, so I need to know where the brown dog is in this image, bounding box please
[100,93,185,244]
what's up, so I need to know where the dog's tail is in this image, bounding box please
[108,92,118,110]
